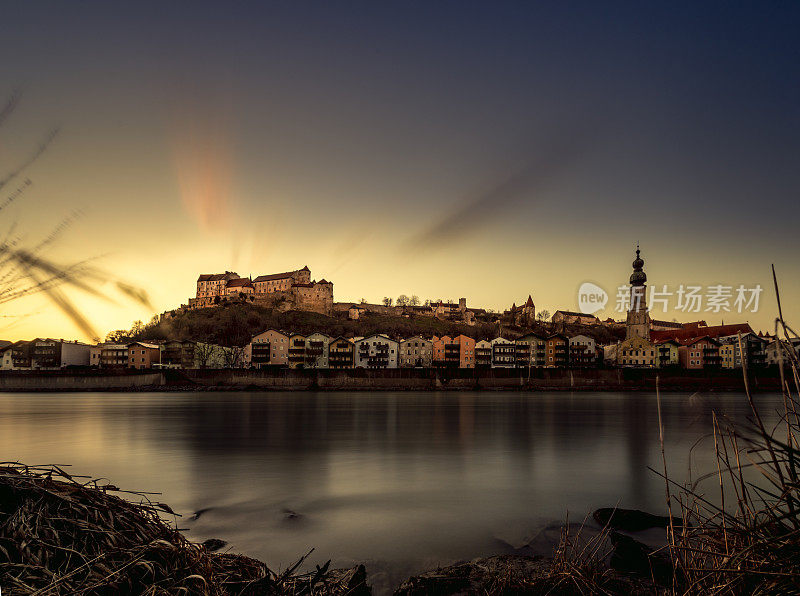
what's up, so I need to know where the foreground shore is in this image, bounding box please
[0,366,785,392]
[0,463,672,595]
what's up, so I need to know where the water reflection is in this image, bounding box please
[0,391,778,593]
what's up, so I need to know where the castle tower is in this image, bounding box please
[626,244,650,340]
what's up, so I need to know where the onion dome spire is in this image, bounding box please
[630,243,647,286]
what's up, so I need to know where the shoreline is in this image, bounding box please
[0,367,781,393]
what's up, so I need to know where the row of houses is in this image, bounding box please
[0,339,241,371]
[611,328,800,370]
[244,330,600,369]
[3,330,797,372]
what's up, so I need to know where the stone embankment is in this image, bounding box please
[0,367,782,392]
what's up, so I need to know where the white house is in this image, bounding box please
[354,334,399,368]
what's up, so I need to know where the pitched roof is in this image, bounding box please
[198,272,239,282]
[651,322,753,342]
[525,295,534,307]
[650,319,683,328]
[226,278,253,288]
[554,310,598,319]
[253,270,298,282]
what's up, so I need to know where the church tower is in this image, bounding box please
[626,244,650,340]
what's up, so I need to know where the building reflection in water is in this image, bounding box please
[0,390,775,593]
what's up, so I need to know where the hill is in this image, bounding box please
[111,304,626,347]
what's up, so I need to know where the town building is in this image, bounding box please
[655,339,681,368]
[287,334,308,369]
[305,333,331,368]
[432,335,476,368]
[28,339,92,369]
[247,329,289,368]
[400,336,433,367]
[551,311,600,325]
[516,333,546,367]
[617,336,656,367]
[475,340,493,367]
[568,334,596,367]
[100,343,129,368]
[545,334,568,367]
[765,339,800,366]
[678,337,722,369]
[0,341,30,370]
[328,337,355,368]
[127,342,161,369]
[717,333,767,369]
[354,335,398,368]
[491,337,516,368]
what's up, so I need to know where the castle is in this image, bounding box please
[188,266,333,315]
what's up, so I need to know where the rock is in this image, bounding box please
[282,508,303,521]
[324,564,371,595]
[201,538,227,552]
[393,554,656,595]
[394,555,548,596]
[609,531,674,586]
[594,508,683,531]
[191,507,213,521]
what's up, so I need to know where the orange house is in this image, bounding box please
[432,335,476,368]
[678,336,721,369]
[126,342,161,369]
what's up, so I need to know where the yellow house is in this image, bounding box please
[719,344,737,368]
[655,339,680,368]
[617,336,656,367]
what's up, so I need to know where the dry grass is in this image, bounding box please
[0,463,367,595]
[650,268,800,595]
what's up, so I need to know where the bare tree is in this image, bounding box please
[223,345,245,368]
[396,294,410,306]
[409,295,420,306]
[194,342,219,368]
[537,310,551,322]
[382,297,393,307]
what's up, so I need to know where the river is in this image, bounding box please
[0,390,781,592]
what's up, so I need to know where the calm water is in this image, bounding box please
[0,391,782,591]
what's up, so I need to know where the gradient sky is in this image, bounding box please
[1,1,799,341]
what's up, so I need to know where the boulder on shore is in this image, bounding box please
[593,507,684,532]
[393,554,658,595]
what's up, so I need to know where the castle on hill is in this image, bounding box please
[188,265,333,314]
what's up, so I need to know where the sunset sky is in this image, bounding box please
[1,2,799,341]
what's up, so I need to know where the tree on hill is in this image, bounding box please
[382,297,393,307]
[396,294,410,306]
[409,295,420,306]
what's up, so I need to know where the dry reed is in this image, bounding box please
[0,463,368,595]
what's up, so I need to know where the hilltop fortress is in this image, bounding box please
[188,266,333,315]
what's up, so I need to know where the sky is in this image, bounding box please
[1,1,799,341]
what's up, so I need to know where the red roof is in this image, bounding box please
[651,322,753,342]
[226,278,253,288]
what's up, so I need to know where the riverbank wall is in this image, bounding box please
[0,367,784,392]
